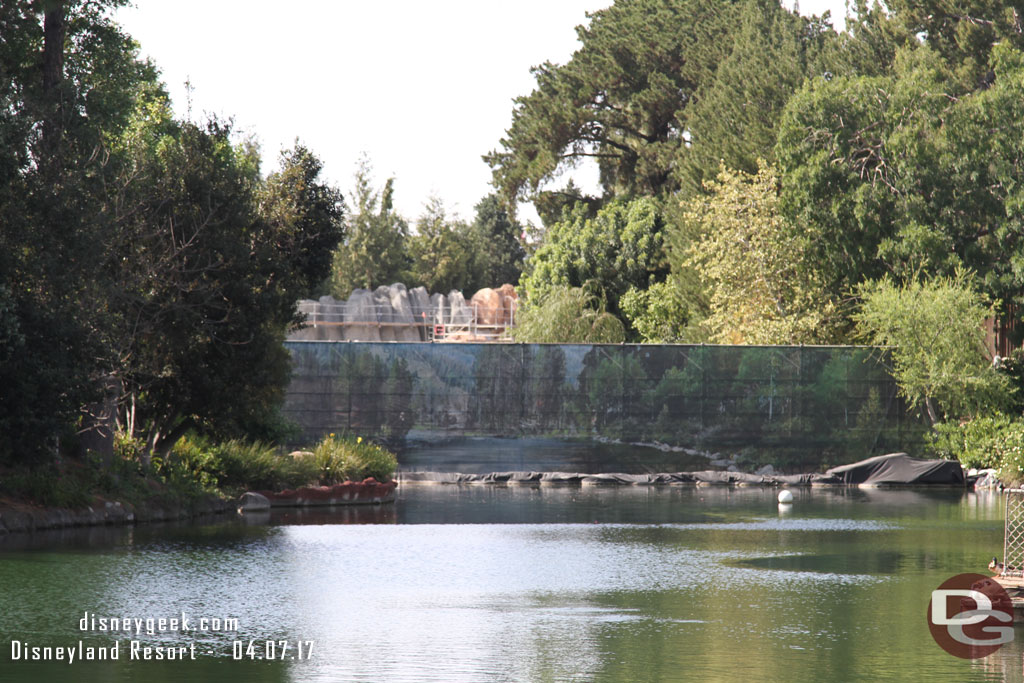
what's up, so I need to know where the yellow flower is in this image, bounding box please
[357,436,362,444]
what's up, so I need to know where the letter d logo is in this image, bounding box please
[928,573,1015,659]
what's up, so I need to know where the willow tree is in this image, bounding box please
[512,287,625,344]
[854,272,1010,425]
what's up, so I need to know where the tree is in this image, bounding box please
[512,286,625,343]
[682,163,840,344]
[619,281,692,343]
[485,0,741,209]
[854,271,1010,425]
[407,196,475,294]
[465,194,526,291]
[679,0,836,194]
[519,197,669,327]
[104,100,344,456]
[882,0,1024,86]
[0,0,345,467]
[0,0,161,463]
[328,156,408,297]
[260,144,346,296]
[777,44,1024,318]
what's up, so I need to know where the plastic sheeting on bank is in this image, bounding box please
[824,452,965,486]
[399,453,966,487]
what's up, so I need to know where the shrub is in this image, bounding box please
[927,416,1024,476]
[310,434,397,483]
[169,435,317,494]
[311,434,348,484]
[345,438,398,482]
[0,464,92,508]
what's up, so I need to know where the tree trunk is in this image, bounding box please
[41,0,65,169]
[924,396,939,426]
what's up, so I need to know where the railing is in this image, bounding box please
[295,299,517,341]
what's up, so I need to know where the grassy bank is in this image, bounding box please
[0,433,398,511]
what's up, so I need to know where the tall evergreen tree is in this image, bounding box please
[329,156,409,297]
[465,194,526,291]
[679,0,837,194]
[485,0,741,211]
[407,197,475,294]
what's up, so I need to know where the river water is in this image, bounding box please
[0,485,1019,682]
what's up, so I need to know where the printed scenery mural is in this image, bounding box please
[283,342,925,470]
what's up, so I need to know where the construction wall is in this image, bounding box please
[282,342,925,469]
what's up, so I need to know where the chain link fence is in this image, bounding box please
[1004,490,1024,576]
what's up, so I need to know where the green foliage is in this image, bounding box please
[619,282,692,343]
[777,44,1024,313]
[465,194,526,291]
[882,0,1024,86]
[0,1,345,467]
[777,48,954,301]
[108,112,342,455]
[485,0,742,206]
[512,287,626,343]
[683,163,840,344]
[519,197,668,328]
[310,434,397,483]
[679,0,836,194]
[0,0,158,464]
[328,155,409,297]
[996,349,1024,414]
[169,435,317,494]
[407,197,476,293]
[927,416,1024,471]
[113,431,146,462]
[161,434,221,493]
[0,463,93,509]
[854,271,1011,425]
[260,144,346,296]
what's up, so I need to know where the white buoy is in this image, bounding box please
[778,489,794,504]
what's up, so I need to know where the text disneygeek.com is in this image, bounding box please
[6,612,314,663]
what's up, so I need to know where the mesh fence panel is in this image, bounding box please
[1005,491,1024,575]
[283,342,924,468]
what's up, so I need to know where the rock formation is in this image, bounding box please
[289,283,518,342]
[469,284,518,329]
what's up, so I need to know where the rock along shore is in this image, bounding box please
[0,494,232,535]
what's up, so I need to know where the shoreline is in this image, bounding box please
[0,494,234,535]
[0,478,400,535]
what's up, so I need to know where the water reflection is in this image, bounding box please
[0,486,1011,682]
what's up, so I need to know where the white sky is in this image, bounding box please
[116,0,848,225]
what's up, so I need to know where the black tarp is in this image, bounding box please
[400,453,965,487]
[824,452,964,486]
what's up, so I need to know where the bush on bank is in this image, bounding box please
[0,432,399,509]
[168,432,397,496]
[311,434,398,484]
[927,416,1024,484]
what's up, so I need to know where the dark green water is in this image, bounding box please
[0,485,1018,682]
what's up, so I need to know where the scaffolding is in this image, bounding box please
[294,300,516,342]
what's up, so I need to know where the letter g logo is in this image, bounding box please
[927,574,1015,658]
